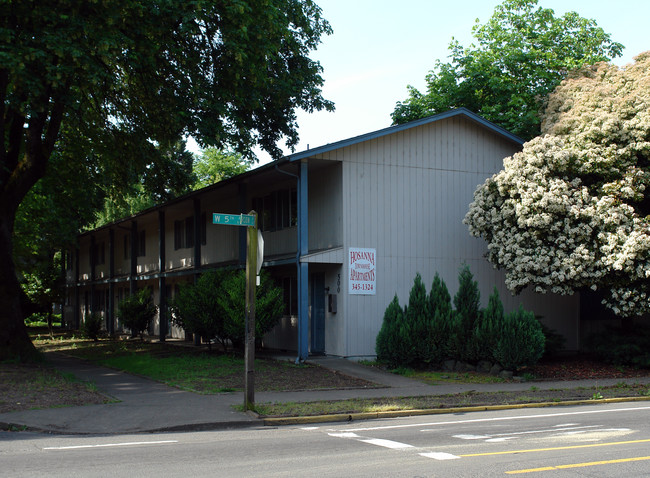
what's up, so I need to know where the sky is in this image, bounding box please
[190,0,649,163]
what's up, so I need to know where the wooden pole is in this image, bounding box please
[244,211,257,410]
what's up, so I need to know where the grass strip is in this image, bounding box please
[247,384,650,418]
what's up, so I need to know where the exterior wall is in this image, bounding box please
[323,115,580,358]
[68,168,305,341]
[65,111,582,356]
[308,161,343,252]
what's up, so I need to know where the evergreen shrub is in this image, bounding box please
[217,269,284,349]
[375,295,405,368]
[171,270,226,350]
[376,266,546,371]
[474,287,504,363]
[588,324,650,368]
[451,265,481,363]
[117,287,156,339]
[82,313,103,341]
[536,316,566,358]
[424,273,453,364]
[407,273,430,366]
[493,305,545,370]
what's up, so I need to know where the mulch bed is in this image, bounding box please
[527,355,650,381]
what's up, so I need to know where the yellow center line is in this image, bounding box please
[459,438,650,457]
[506,455,650,474]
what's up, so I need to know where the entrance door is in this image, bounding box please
[310,273,326,354]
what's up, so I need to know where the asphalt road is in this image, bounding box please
[3,402,650,477]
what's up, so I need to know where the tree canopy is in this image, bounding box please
[464,52,650,318]
[391,0,623,140]
[0,0,333,360]
[192,148,250,191]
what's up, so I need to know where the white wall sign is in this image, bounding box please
[349,247,376,295]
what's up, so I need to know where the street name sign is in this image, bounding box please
[212,213,256,227]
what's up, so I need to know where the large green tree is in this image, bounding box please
[464,52,650,319]
[192,148,250,191]
[391,0,623,140]
[0,0,333,360]
[92,140,195,226]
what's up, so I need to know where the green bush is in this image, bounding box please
[536,316,566,358]
[588,324,650,368]
[474,287,504,363]
[375,295,405,368]
[171,271,227,350]
[424,273,453,364]
[25,312,62,328]
[451,265,481,363]
[376,267,545,371]
[217,269,284,349]
[82,313,103,341]
[117,287,156,339]
[407,273,430,366]
[493,305,545,370]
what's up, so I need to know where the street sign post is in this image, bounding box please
[212,210,258,410]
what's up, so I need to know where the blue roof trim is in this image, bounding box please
[285,107,524,162]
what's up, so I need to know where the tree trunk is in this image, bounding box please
[0,214,38,361]
[47,309,53,339]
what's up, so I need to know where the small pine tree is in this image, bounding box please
[452,265,481,363]
[376,295,404,367]
[406,273,429,366]
[424,273,453,364]
[429,273,452,318]
[475,287,504,363]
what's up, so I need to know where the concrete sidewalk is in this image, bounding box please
[2,352,650,435]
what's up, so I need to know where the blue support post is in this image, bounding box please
[297,160,309,361]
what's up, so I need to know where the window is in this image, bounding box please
[174,220,183,250]
[90,242,105,265]
[138,230,146,257]
[98,243,105,265]
[174,215,204,249]
[185,217,194,248]
[200,212,207,246]
[253,188,297,232]
[124,234,130,260]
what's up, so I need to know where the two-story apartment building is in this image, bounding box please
[65,108,581,360]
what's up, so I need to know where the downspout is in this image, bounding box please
[275,163,307,364]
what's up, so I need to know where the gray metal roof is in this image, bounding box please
[285,107,524,162]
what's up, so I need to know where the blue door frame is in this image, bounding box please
[297,160,309,361]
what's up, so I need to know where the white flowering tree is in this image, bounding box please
[465,52,650,318]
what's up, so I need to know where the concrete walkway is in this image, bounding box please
[1,352,649,435]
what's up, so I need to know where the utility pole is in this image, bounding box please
[212,211,259,410]
[244,211,257,410]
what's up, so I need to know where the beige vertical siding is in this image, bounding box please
[337,116,579,357]
[308,161,343,251]
[200,195,241,266]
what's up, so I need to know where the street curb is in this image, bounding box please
[0,419,263,435]
[262,395,650,426]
